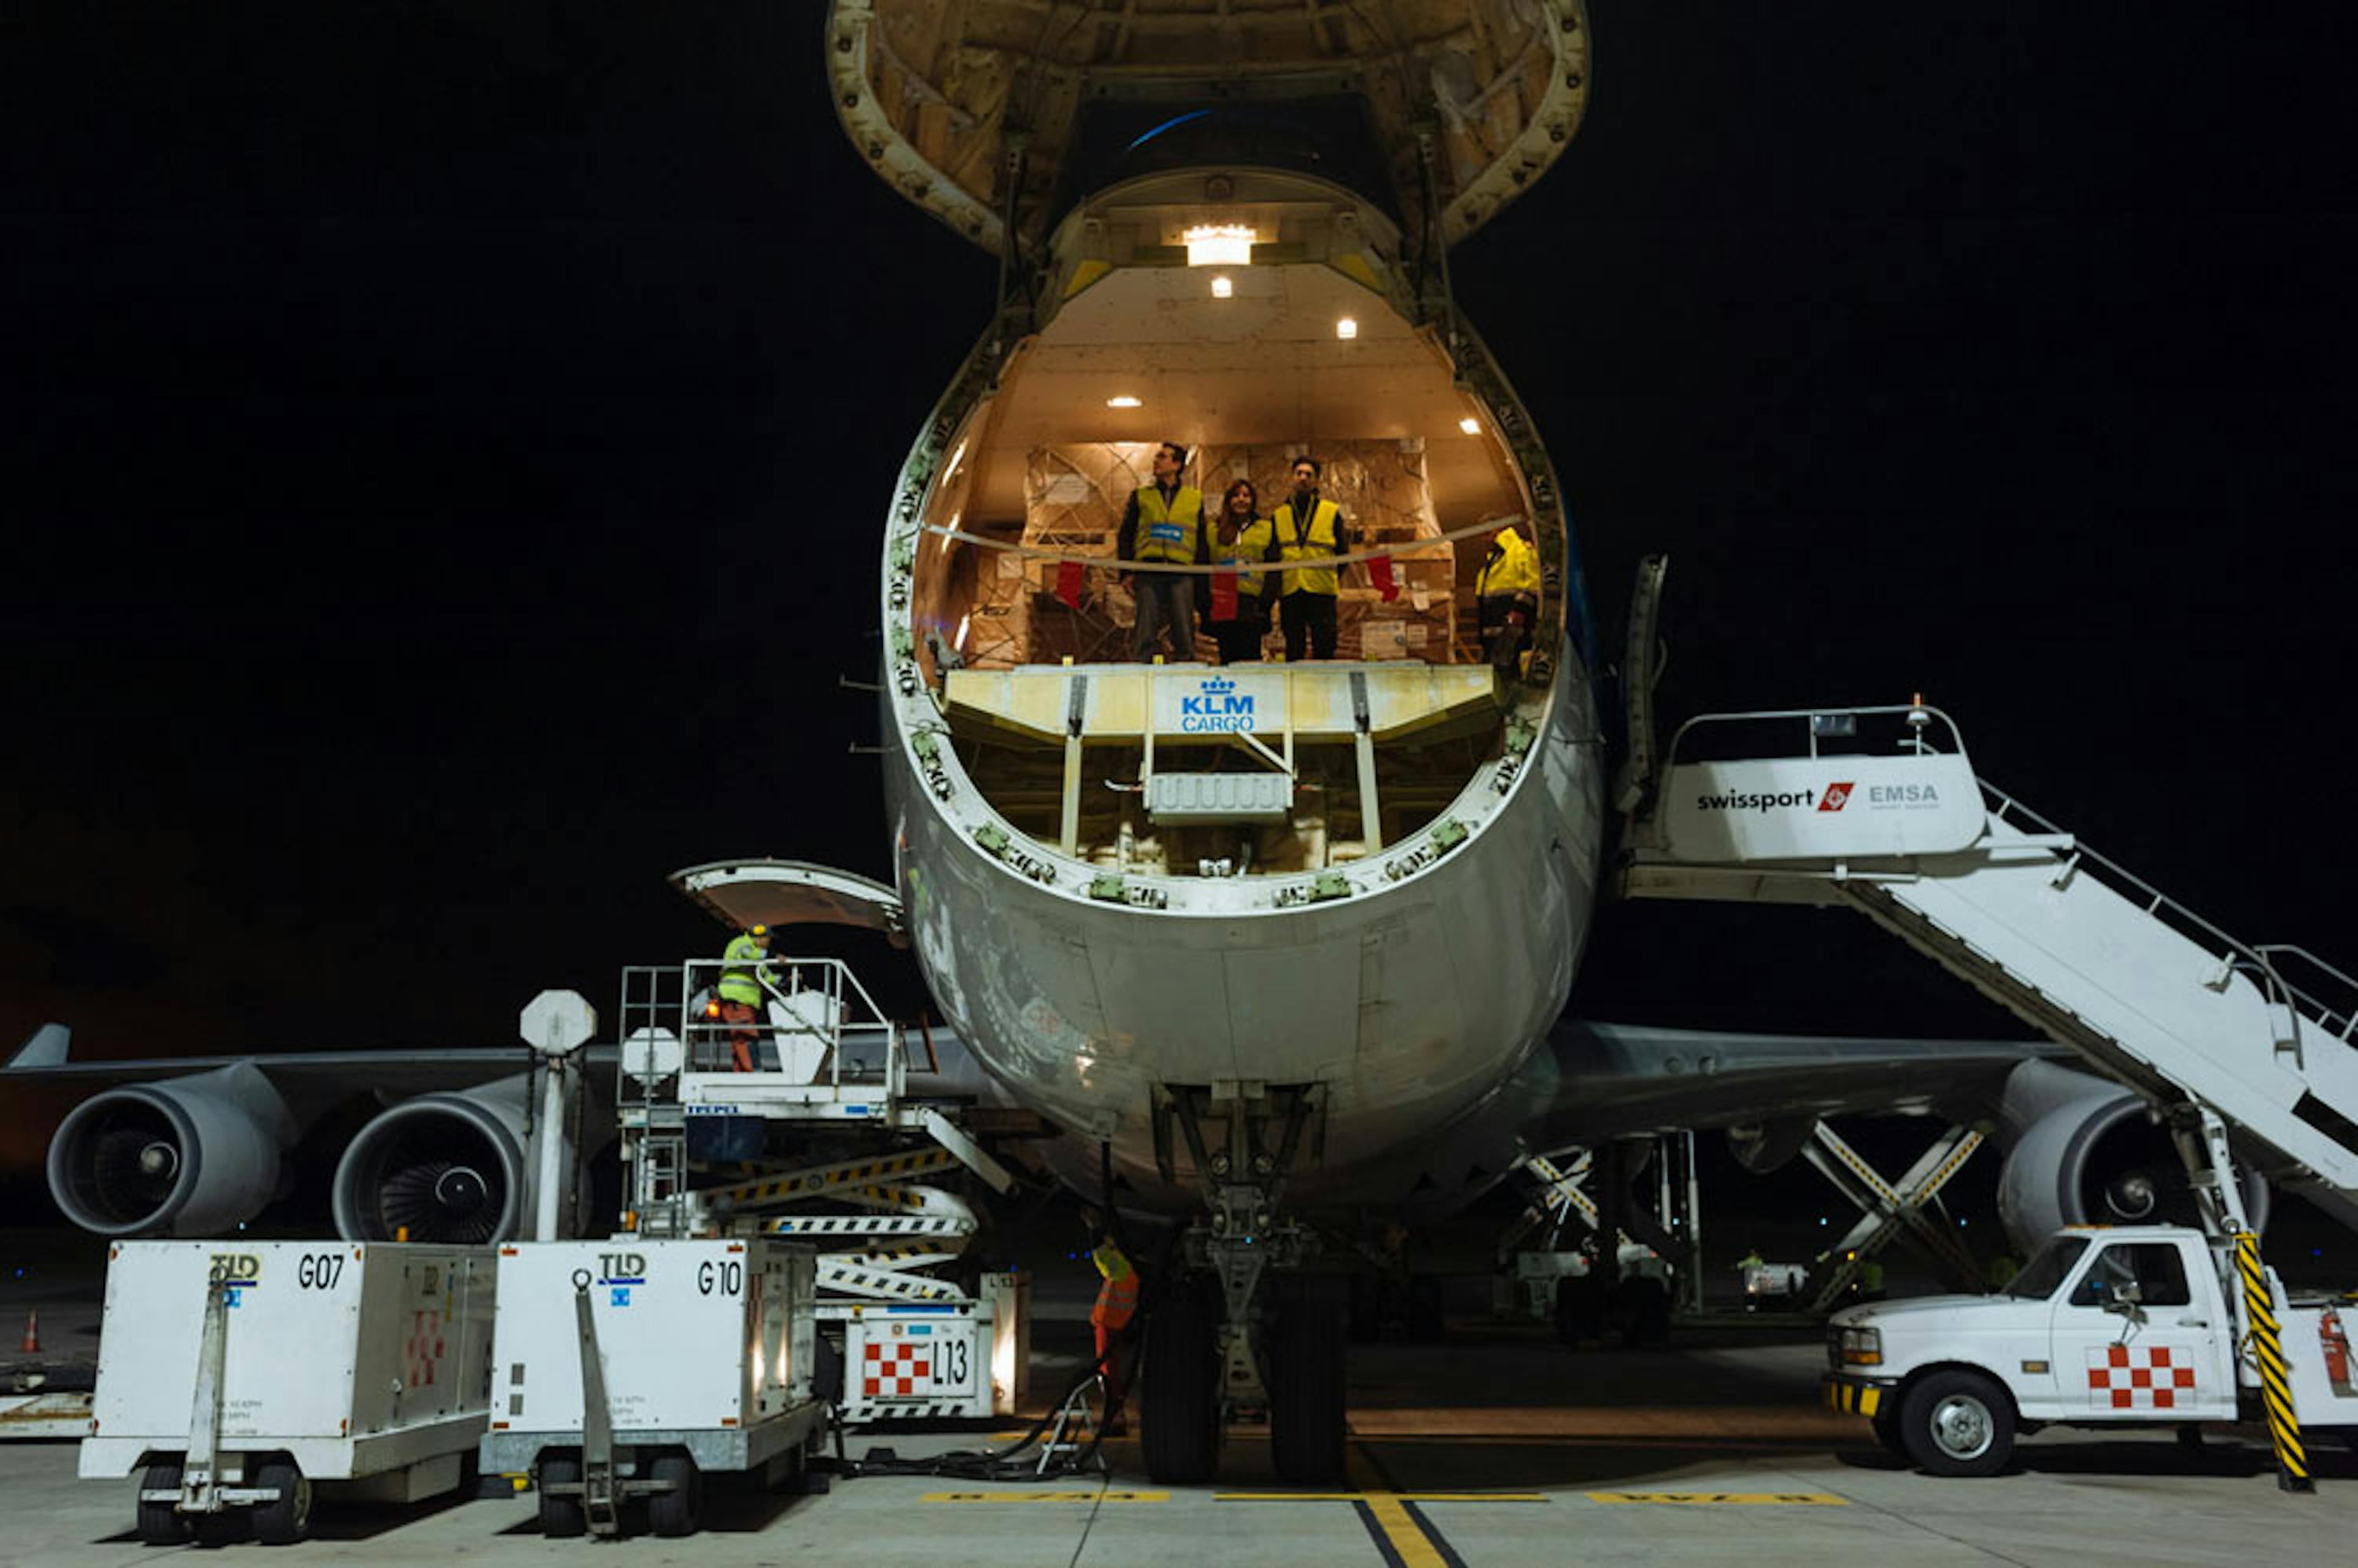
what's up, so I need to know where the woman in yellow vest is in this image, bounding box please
[1199,479,1273,664]
[1117,440,1210,661]
[1474,520,1541,673]
[1267,455,1350,660]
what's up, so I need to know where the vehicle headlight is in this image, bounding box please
[1839,1326,1882,1367]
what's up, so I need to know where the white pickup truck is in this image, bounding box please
[1820,1225,2358,1475]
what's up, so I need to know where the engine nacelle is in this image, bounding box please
[332,1077,534,1246]
[1996,1059,2268,1250]
[46,1063,292,1236]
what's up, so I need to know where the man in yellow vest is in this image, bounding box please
[1117,440,1210,661]
[1474,520,1541,672]
[715,922,772,1073]
[1267,454,1351,660]
[1082,1206,1140,1434]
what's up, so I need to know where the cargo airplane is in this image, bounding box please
[7,0,2264,1487]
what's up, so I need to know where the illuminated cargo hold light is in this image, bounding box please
[1459,417,1482,434]
[939,510,960,555]
[1335,317,1358,340]
[1210,275,1233,299]
[1182,224,1256,267]
[1106,395,1142,408]
[945,440,966,478]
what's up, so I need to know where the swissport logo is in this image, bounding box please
[1819,782,1855,812]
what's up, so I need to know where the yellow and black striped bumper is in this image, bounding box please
[1820,1375,1888,1418]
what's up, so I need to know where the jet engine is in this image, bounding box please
[1996,1059,2268,1250]
[331,1077,535,1246]
[46,1063,293,1236]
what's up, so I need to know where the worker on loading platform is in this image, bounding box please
[1268,455,1350,660]
[1082,1206,1140,1436]
[716,923,772,1073]
[1475,520,1541,673]
[1118,440,1210,661]
[1201,477,1273,664]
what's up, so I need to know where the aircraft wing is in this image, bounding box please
[5,1030,534,1093]
[1522,1019,2073,1146]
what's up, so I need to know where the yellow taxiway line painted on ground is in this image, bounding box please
[1217,1493,1544,1503]
[920,1490,1168,1503]
[1215,1489,1543,1566]
[1587,1491,1849,1506]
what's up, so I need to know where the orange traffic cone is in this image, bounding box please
[18,1310,37,1355]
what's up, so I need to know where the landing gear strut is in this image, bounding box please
[1144,1081,1339,1483]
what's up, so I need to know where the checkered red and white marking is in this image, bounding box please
[403,1309,446,1390]
[862,1339,931,1398]
[2085,1343,2196,1409]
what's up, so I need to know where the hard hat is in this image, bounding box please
[748,923,770,938]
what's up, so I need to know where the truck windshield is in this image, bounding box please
[2004,1236,2091,1300]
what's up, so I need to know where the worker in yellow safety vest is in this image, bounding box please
[1201,477,1273,665]
[1474,520,1541,673]
[1267,454,1351,660]
[715,923,772,1073]
[1083,1206,1140,1434]
[1117,440,1210,661]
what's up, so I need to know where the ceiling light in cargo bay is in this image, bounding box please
[1106,395,1143,408]
[1459,417,1482,435]
[1335,317,1358,340]
[1210,275,1233,299]
[1182,224,1255,267]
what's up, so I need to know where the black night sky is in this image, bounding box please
[5,4,2356,1181]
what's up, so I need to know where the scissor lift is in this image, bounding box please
[614,953,1025,1425]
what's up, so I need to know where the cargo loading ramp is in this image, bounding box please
[1615,703,2358,1233]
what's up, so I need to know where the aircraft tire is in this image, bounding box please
[1141,1280,1218,1484]
[1270,1283,1347,1485]
[538,1452,587,1538]
[1898,1369,2014,1478]
[135,1461,187,1546]
[646,1452,702,1538]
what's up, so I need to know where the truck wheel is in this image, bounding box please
[1870,1405,1908,1459]
[538,1452,587,1538]
[135,1461,187,1546]
[251,1458,312,1545]
[1899,1370,2014,1478]
[646,1452,702,1538]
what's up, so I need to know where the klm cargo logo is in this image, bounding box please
[1181,677,1254,734]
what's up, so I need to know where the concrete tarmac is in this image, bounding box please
[5,1316,2352,1567]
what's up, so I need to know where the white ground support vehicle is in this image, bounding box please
[80,1241,495,1545]
[478,1237,828,1539]
[1821,1225,2358,1476]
